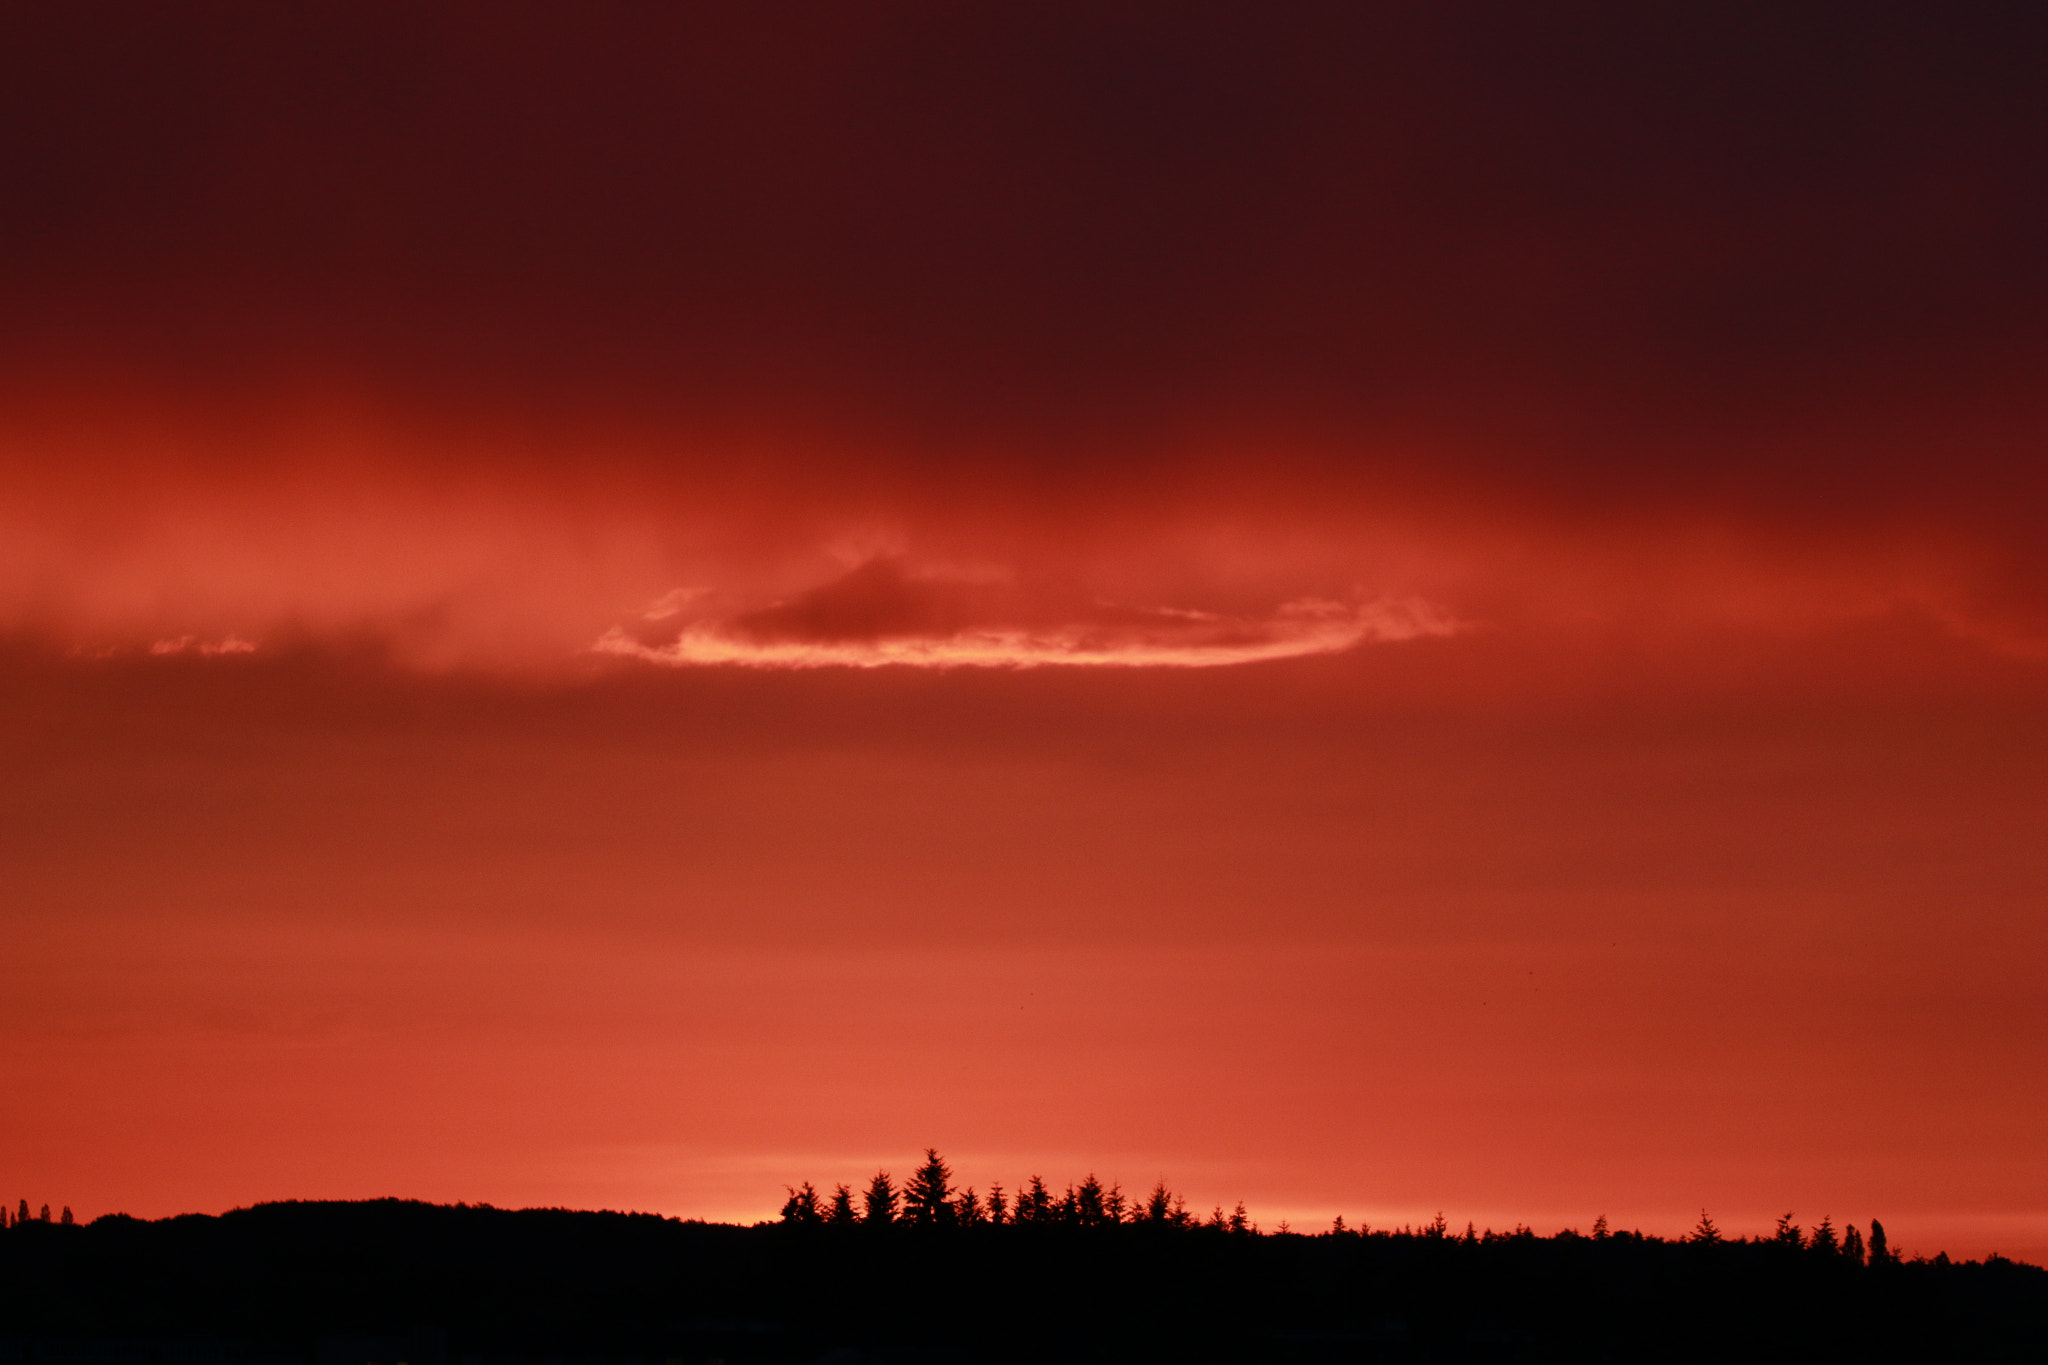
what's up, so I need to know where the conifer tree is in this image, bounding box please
[779,1182,822,1225]
[862,1171,898,1226]
[1809,1215,1838,1254]
[902,1149,955,1227]
[1142,1181,1175,1224]
[38,1205,50,1223]
[18,1200,28,1224]
[954,1187,984,1225]
[1690,1210,1722,1244]
[827,1184,857,1226]
[1072,1174,1108,1226]
[1227,1202,1251,1235]
[59,1207,72,1226]
[1592,1215,1609,1239]
[1016,1175,1053,1224]
[1868,1219,1892,1265]
[1774,1212,1802,1248]
[984,1182,1008,1225]
[1843,1223,1865,1264]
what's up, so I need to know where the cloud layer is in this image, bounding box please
[594,559,1457,669]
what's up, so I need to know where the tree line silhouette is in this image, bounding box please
[1,1199,73,1227]
[778,1148,1907,1265]
[779,1149,1229,1231]
[0,1165,2039,1361]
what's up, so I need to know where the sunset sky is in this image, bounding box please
[2,3,2045,1262]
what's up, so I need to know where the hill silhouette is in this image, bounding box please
[3,1159,2043,1363]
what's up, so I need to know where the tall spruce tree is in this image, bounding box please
[1072,1174,1108,1226]
[862,1171,898,1226]
[1016,1175,1054,1224]
[902,1149,955,1227]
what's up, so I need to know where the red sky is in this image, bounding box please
[2,2,2045,1261]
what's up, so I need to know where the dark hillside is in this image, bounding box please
[1,1202,2042,1364]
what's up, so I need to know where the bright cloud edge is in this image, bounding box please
[591,597,1462,670]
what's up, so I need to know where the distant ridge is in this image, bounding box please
[3,1195,2043,1362]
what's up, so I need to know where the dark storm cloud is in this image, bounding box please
[4,2,2047,515]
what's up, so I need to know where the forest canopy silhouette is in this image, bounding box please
[4,1154,2043,1362]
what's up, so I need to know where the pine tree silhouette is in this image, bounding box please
[1774,1212,1802,1247]
[779,1182,822,1225]
[984,1182,1008,1225]
[1016,1175,1053,1224]
[1842,1223,1865,1264]
[1809,1215,1838,1254]
[862,1171,898,1226]
[827,1183,857,1226]
[1869,1219,1892,1265]
[1072,1174,1109,1226]
[1690,1211,1722,1244]
[902,1149,955,1227]
[59,1207,73,1226]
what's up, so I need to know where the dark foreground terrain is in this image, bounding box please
[1,1202,2042,1364]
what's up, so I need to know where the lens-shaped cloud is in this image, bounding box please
[594,559,1459,669]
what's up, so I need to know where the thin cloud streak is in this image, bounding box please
[148,635,259,657]
[595,594,1459,670]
